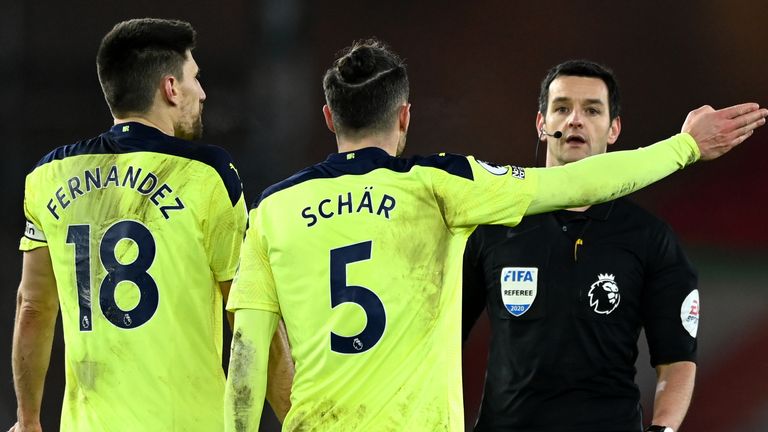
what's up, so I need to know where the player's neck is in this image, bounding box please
[336,134,398,156]
[114,115,174,138]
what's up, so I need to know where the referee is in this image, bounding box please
[463,60,700,432]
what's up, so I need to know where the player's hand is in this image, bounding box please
[682,103,768,160]
[7,422,42,432]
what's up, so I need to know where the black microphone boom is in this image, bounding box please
[534,129,563,166]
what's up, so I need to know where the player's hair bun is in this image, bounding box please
[338,46,376,84]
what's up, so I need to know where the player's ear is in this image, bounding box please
[162,75,180,107]
[399,103,411,133]
[607,115,622,145]
[322,105,336,134]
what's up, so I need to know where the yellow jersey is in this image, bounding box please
[228,148,536,431]
[20,122,247,431]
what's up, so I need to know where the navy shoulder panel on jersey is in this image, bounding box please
[411,152,473,180]
[254,165,320,208]
[33,122,242,206]
[253,147,473,208]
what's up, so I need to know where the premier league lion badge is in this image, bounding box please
[588,273,620,315]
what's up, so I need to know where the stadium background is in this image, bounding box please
[1,1,766,430]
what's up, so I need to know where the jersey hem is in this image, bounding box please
[226,301,280,314]
[19,237,48,252]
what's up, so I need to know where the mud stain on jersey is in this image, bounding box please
[230,329,255,432]
[286,401,367,431]
[391,389,452,431]
[73,360,102,391]
[396,233,449,327]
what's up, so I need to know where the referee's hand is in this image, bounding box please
[682,102,768,160]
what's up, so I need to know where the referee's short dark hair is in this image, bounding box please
[538,60,621,121]
[97,18,196,117]
[323,39,409,138]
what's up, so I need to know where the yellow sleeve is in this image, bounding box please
[226,206,280,314]
[207,178,248,282]
[224,308,279,432]
[526,133,699,215]
[432,155,537,231]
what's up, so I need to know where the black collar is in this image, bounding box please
[554,200,616,222]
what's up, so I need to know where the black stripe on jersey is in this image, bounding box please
[254,147,473,208]
[33,122,242,206]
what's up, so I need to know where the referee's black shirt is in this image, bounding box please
[463,199,698,432]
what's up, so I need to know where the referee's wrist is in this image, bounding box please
[645,426,674,432]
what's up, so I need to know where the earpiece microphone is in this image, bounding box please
[534,128,563,166]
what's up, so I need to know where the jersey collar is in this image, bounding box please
[325,147,392,164]
[583,200,615,221]
[109,122,170,139]
[555,200,615,222]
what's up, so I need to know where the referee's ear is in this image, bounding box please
[607,115,622,145]
[322,104,336,134]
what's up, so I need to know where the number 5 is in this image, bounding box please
[329,241,386,354]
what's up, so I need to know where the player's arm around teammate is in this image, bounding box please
[9,248,59,432]
[221,281,294,422]
[226,309,278,431]
[224,200,284,431]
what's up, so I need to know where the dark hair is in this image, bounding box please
[97,18,196,116]
[322,39,409,137]
[538,60,621,120]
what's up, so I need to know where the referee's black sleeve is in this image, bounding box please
[641,222,698,367]
[463,229,488,343]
